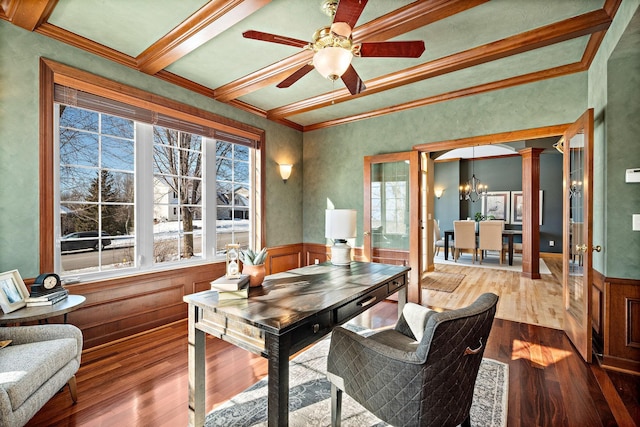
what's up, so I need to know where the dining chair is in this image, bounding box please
[478,220,506,264]
[453,220,476,263]
[433,219,447,257]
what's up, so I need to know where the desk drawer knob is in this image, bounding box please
[312,323,320,333]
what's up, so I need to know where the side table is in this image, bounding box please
[0,294,86,325]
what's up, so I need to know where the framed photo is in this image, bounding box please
[0,270,29,313]
[482,191,510,223]
[511,191,543,225]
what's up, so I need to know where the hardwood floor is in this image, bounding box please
[423,254,564,330]
[28,256,636,426]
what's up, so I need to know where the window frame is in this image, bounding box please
[39,58,265,276]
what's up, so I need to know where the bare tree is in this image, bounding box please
[153,127,202,258]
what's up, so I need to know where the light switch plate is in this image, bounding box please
[633,214,640,231]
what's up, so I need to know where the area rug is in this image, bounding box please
[421,271,466,292]
[434,253,551,275]
[206,331,509,427]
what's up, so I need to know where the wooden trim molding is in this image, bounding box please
[413,124,571,152]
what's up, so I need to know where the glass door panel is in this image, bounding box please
[364,151,420,303]
[562,109,594,363]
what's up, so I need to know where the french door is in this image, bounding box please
[562,109,595,362]
[363,151,420,303]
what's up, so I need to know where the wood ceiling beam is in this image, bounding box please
[269,9,612,120]
[0,0,57,31]
[303,63,584,132]
[137,0,272,75]
[213,0,484,103]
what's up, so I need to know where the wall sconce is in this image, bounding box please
[279,164,292,183]
[434,188,444,199]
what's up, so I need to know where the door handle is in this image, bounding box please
[363,231,370,236]
[575,244,587,253]
[592,245,602,252]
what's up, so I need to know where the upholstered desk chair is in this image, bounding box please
[0,325,82,427]
[453,220,476,263]
[433,219,447,257]
[327,293,499,427]
[478,220,506,264]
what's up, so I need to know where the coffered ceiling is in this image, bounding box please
[1,0,620,132]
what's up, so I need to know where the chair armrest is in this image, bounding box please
[0,325,83,359]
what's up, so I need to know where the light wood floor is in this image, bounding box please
[422,254,564,330]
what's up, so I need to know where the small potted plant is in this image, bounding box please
[240,247,268,287]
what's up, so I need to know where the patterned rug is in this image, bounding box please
[206,330,508,427]
[421,271,466,292]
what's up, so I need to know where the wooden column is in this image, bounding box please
[519,148,545,279]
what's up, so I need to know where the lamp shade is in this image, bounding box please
[325,209,357,240]
[313,47,353,80]
[279,164,292,182]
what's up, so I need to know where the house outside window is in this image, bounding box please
[52,85,261,280]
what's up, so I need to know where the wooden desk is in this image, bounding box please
[184,261,409,427]
[443,229,522,265]
[0,294,86,325]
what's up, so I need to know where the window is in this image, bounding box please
[46,69,263,280]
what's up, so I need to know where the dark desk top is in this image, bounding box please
[0,294,86,324]
[184,261,409,335]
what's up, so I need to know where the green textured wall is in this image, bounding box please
[606,52,640,279]
[302,74,587,246]
[588,1,640,279]
[0,21,303,277]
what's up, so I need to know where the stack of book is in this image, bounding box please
[25,289,69,307]
[210,274,250,300]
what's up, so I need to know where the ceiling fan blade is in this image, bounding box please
[359,41,426,58]
[276,64,315,88]
[243,30,309,49]
[333,0,368,29]
[341,65,366,95]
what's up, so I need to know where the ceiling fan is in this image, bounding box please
[243,0,426,95]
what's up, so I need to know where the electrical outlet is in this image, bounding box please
[314,259,319,264]
[549,240,555,247]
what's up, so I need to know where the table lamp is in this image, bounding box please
[325,209,357,265]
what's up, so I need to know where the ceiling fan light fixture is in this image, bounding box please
[313,46,353,80]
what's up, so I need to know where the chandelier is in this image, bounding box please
[459,146,487,202]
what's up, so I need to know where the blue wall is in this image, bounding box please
[434,152,563,253]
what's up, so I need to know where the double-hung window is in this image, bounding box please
[52,84,261,280]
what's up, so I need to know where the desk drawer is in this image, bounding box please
[289,311,332,354]
[387,275,406,294]
[335,284,389,324]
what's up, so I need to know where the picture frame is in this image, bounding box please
[482,191,510,223]
[0,270,29,314]
[510,191,543,225]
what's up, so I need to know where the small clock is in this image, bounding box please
[30,273,64,298]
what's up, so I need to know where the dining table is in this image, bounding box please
[443,229,522,265]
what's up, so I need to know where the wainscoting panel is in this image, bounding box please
[62,263,225,348]
[597,271,640,375]
[268,244,304,273]
[303,243,329,266]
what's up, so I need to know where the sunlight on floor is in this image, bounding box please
[511,338,573,367]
